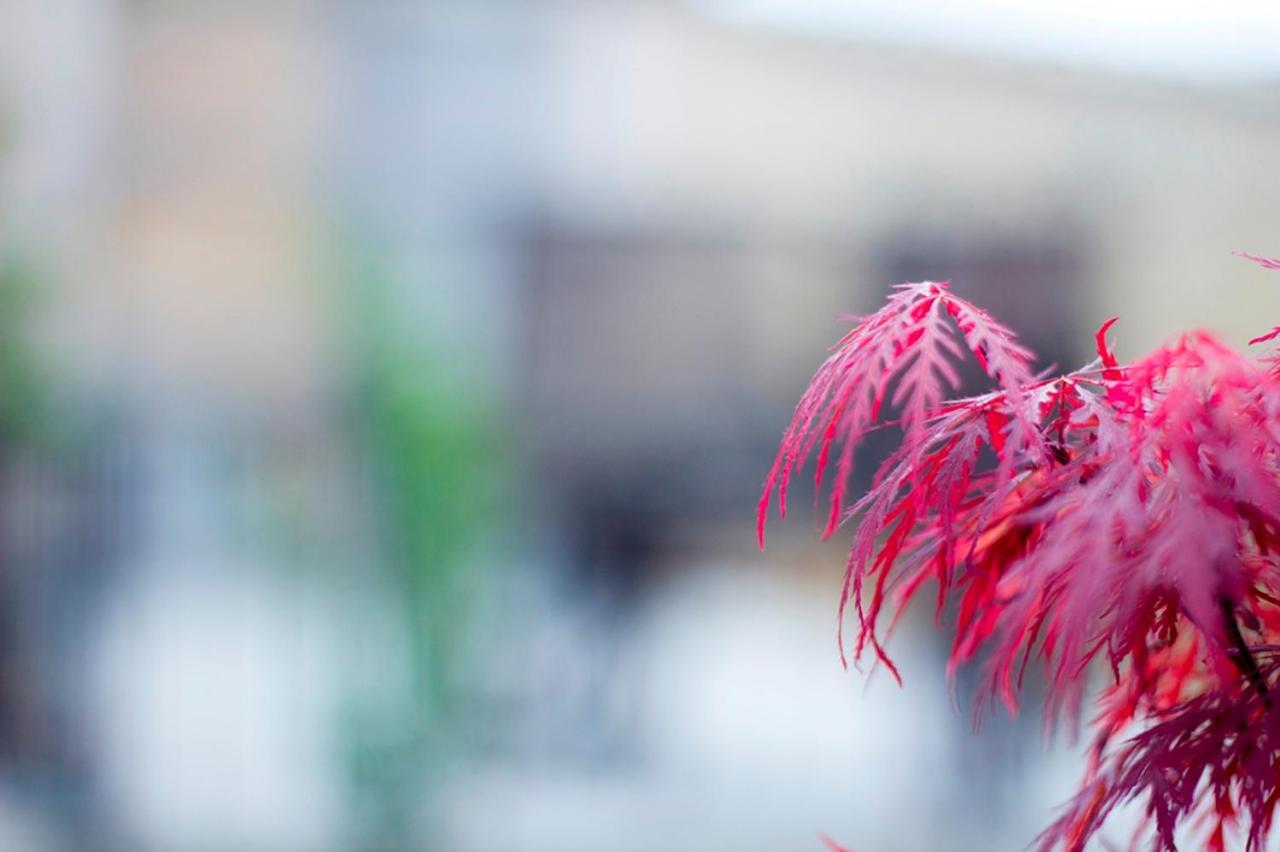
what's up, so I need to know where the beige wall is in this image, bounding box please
[535,2,1280,358]
[2,1,335,417]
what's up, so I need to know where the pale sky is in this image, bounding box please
[691,0,1280,82]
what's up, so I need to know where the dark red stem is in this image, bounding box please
[1221,596,1270,706]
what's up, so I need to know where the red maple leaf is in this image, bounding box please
[762,263,1280,850]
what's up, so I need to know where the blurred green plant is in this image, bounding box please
[332,238,510,851]
[0,252,49,447]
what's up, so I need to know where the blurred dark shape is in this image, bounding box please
[0,252,130,845]
[522,225,852,526]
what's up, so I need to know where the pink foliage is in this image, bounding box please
[1237,251,1280,271]
[760,261,1280,850]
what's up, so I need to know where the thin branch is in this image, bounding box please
[1221,596,1270,706]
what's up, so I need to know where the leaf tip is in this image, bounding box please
[1235,250,1280,270]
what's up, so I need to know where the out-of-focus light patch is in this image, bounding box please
[689,0,1280,82]
[89,568,345,852]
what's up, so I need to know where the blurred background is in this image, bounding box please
[0,1,1279,850]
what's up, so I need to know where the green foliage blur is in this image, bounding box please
[0,252,47,448]
[333,238,510,851]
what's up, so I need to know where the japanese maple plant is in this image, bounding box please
[758,253,1280,851]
